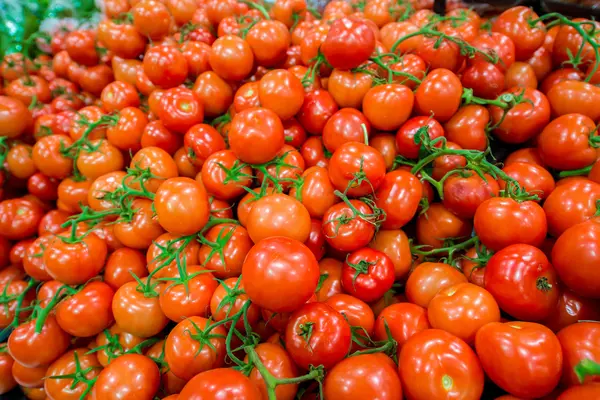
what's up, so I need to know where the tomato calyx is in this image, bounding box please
[558,164,594,178]
[0,278,37,332]
[87,328,159,363]
[47,351,100,398]
[345,258,376,288]
[301,51,332,89]
[574,358,600,383]
[350,320,398,362]
[323,191,385,237]
[535,276,553,292]
[198,226,237,274]
[239,0,271,20]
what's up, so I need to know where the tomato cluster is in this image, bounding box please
[0,0,600,399]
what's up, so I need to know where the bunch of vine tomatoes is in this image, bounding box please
[0,0,600,398]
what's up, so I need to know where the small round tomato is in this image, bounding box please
[198,223,253,279]
[322,199,377,252]
[228,107,285,165]
[210,277,260,330]
[129,146,178,193]
[399,329,484,400]
[242,236,319,313]
[178,368,261,399]
[201,150,253,201]
[209,35,254,81]
[374,170,422,230]
[0,351,16,395]
[341,248,394,303]
[499,162,555,200]
[374,302,430,348]
[32,135,74,180]
[327,70,373,109]
[112,281,169,338]
[285,302,351,369]
[476,322,562,399]
[485,244,559,321]
[155,177,210,235]
[244,343,299,400]
[106,106,147,152]
[415,68,462,122]
[104,247,148,290]
[192,71,234,118]
[159,266,218,322]
[322,17,375,69]
[143,45,188,89]
[246,193,311,243]
[443,172,499,219]
[55,281,114,337]
[0,96,31,138]
[444,105,489,151]
[258,69,304,120]
[165,316,226,381]
[132,0,171,39]
[416,203,472,249]
[328,142,386,197]
[316,258,343,302]
[552,219,600,299]
[183,123,226,168]
[76,139,125,181]
[156,87,204,134]
[548,80,600,122]
[94,354,160,400]
[405,262,468,308]
[492,6,545,60]
[362,84,413,131]
[0,198,44,240]
[101,81,140,113]
[44,349,102,400]
[557,321,600,387]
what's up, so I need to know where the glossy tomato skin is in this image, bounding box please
[341,248,395,303]
[405,262,468,308]
[112,281,169,338]
[492,6,545,60]
[246,193,311,243]
[475,322,562,399]
[415,68,462,122]
[474,197,547,251]
[442,173,499,219]
[552,219,600,299]
[155,177,210,235]
[322,200,376,252]
[242,236,319,313]
[228,107,285,165]
[500,161,555,201]
[485,244,559,321]
[0,351,16,395]
[362,84,413,131]
[143,45,188,89]
[374,302,430,348]
[375,170,422,230]
[94,354,160,400]
[416,203,472,249]
[55,281,114,337]
[297,89,339,135]
[548,80,600,122]
[558,384,600,400]
[399,329,484,400]
[444,105,489,151]
[557,322,600,387]
[285,302,352,370]
[178,368,261,400]
[324,354,402,400]
[44,348,102,400]
[369,229,412,281]
[321,17,375,69]
[328,142,386,197]
[0,198,44,240]
[244,343,299,400]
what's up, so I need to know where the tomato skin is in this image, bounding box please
[416,203,472,249]
[322,108,371,153]
[324,353,402,400]
[374,169,422,230]
[132,0,171,40]
[543,178,600,237]
[475,322,562,399]
[104,247,148,290]
[0,198,44,240]
[322,17,375,70]
[558,384,600,400]
[44,233,107,285]
[244,343,299,400]
[157,88,205,135]
[246,20,291,68]
[165,316,226,381]
[322,200,376,252]
[143,45,188,89]
[548,80,600,122]
[328,142,385,197]
[44,348,102,400]
[229,107,285,165]
[552,219,600,299]
[557,321,600,387]
[538,113,598,171]
[374,302,430,348]
[0,96,31,138]
[316,258,343,302]
[0,352,16,395]
[399,329,484,400]
[8,315,71,368]
[492,6,545,60]
[474,197,547,251]
[500,162,555,201]
[155,177,210,235]
[341,248,395,303]
[243,236,319,313]
[178,368,261,399]
[327,70,373,109]
[443,105,489,151]
[405,262,468,308]
[362,84,413,131]
[95,354,160,400]
[297,89,339,135]
[159,266,218,322]
[443,172,499,219]
[395,116,445,160]
[485,244,559,321]
[285,302,352,369]
[415,68,462,122]
[289,166,338,219]
[112,281,169,338]
[209,35,254,81]
[56,281,115,337]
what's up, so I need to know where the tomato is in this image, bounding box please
[442,172,499,219]
[76,139,125,180]
[558,384,600,400]
[192,71,233,119]
[443,105,489,151]
[178,368,261,399]
[543,178,600,237]
[374,302,430,347]
[375,170,423,231]
[474,197,547,251]
[552,19,600,68]
[143,45,188,89]
[272,0,307,27]
[242,236,319,313]
[94,354,160,400]
[485,244,559,321]
[395,116,444,160]
[538,113,598,171]
[11,360,46,389]
[0,280,35,329]
[322,199,377,252]
[93,324,145,367]
[341,247,394,303]
[405,262,468,308]
[155,177,210,235]
[141,121,182,155]
[415,68,462,122]
[316,258,343,302]
[0,351,16,395]
[28,173,60,203]
[297,89,339,135]
[246,193,311,243]
[8,315,71,368]
[210,277,260,330]
[324,353,401,399]
[246,20,291,68]
[0,198,44,240]
[181,41,212,79]
[552,219,600,299]
[499,162,555,201]
[476,322,562,398]
[542,288,600,333]
[289,166,337,218]
[548,80,600,121]
[198,223,252,279]
[321,17,375,69]
[399,329,484,400]
[492,6,545,60]
[416,203,472,249]
[100,81,140,113]
[362,84,413,131]
[328,142,385,197]
[43,233,107,285]
[209,35,254,81]
[6,144,36,180]
[556,321,600,387]
[55,281,114,337]
[165,316,226,381]
[228,107,285,165]
[104,247,148,290]
[112,281,169,338]
[132,0,171,39]
[285,302,351,369]
[327,70,373,109]
[44,349,102,400]
[129,146,178,193]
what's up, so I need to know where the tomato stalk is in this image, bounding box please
[239,0,271,20]
[365,54,423,85]
[47,351,100,399]
[390,27,499,64]
[412,235,480,265]
[0,137,9,172]
[574,358,600,383]
[529,14,600,82]
[197,226,237,275]
[558,165,594,178]
[34,284,79,334]
[0,279,38,332]
[350,320,398,362]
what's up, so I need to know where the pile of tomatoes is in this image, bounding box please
[1,0,600,399]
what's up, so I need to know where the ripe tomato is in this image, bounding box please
[132,0,171,39]
[399,329,484,400]
[476,322,562,398]
[405,262,468,308]
[322,17,375,69]
[548,81,600,122]
[316,258,343,302]
[228,107,285,165]
[209,35,254,81]
[362,84,413,131]
[373,302,430,348]
[198,223,252,279]
[322,200,377,252]
[557,322,600,387]
[374,170,422,230]
[328,142,386,197]
[285,302,351,369]
[143,45,188,89]
[0,351,16,395]
[112,281,169,338]
[297,89,339,135]
[0,198,43,240]
[44,349,102,400]
[246,193,311,243]
[289,166,338,219]
[552,219,600,299]
[416,203,472,249]
[258,69,304,120]
[242,236,319,313]
[0,96,31,138]
[327,70,373,109]
[94,354,160,399]
[157,87,205,134]
[159,266,218,322]
[184,124,226,168]
[492,6,545,60]
[178,368,261,399]
[165,316,226,381]
[104,247,148,290]
[499,162,555,200]
[369,229,412,281]
[443,172,499,219]
[415,68,462,122]
[55,281,114,337]
[341,248,394,303]
[324,354,402,399]
[155,177,210,235]
[244,343,299,400]
[44,233,107,285]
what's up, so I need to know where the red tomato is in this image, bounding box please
[406,262,468,308]
[373,302,430,348]
[94,354,160,399]
[328,142,386,197]
[178,368,261,399]
[341,247,395,303]
[55,281,114,337]
[154,177,210,235]
[322,17,375,69]
[228,107,285,165]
